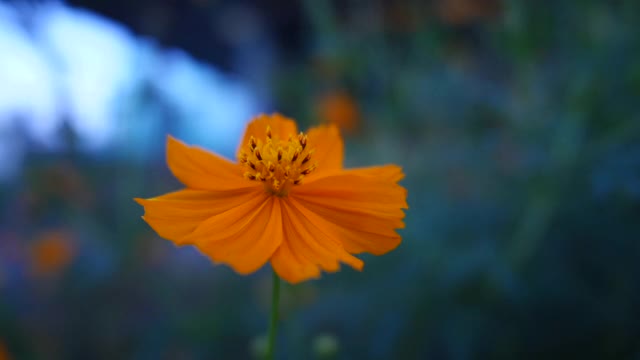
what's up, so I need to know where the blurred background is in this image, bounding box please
[1,0,639,359]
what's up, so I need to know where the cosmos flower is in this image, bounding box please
[316,91,360,134]
[0,340,9,360]
[29,230,76,278]
[135,114,407,283]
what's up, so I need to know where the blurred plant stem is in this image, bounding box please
[266,270,281,360]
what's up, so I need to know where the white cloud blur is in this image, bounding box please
[35,2,137,150]
[0,1,258,179]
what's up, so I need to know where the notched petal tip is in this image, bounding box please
[285,273,322,285]
[401,189,409,209]
[350,258,365,272]
[274,257,363,284]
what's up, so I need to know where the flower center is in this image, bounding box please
[239,126,317,196]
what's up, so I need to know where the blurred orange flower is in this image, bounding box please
[316,92,360,135]
[437,0,502,25]
[0,340,10,360]
[29,230,76,277]
[136,114,407,283]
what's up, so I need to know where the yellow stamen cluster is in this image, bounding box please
[239,126,317,196]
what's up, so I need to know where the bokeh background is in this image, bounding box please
[1,0,639,359]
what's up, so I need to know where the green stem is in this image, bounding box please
[266,270,280,360]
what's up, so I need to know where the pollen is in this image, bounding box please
[239,126,318,196]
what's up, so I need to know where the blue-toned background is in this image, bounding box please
[1,0,639,359]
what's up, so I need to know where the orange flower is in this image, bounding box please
[29,230,76,277]
[437,0,502,26]
[135,114,407,283]
[316,92,360,134]
[0,341,10,360]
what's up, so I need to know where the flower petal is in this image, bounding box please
[278,198,364,277]
[281,200,339,273]
[192,195,282,275]
[238,113,298,157]
[135,187,261,245]
[291,166,407,255]
[304,124,343,179]
[166,135,249,191]
[273,197,359,284]
[270,237,321,284]
[347,164,405,182]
